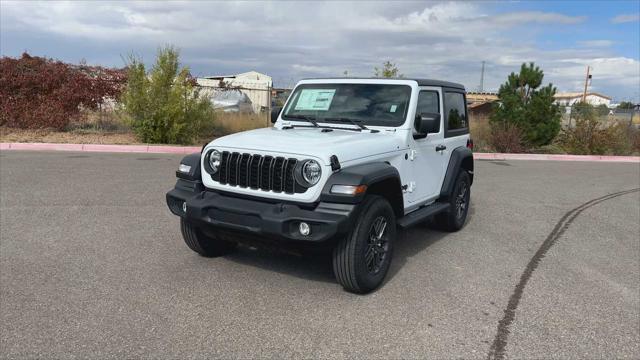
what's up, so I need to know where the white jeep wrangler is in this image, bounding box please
[167,78,474,293]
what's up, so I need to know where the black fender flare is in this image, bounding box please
[320,162,402,205]
[440,146,474,198]
[176,153,202,181]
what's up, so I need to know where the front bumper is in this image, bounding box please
[166,180,356,243]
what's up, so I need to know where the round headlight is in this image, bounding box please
[207,150,221,174]
[301,160,322,186]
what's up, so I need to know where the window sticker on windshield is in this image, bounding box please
[390,105,398,113]
[294,89,336,111]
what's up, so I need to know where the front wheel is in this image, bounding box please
[180,219,237,257]
[332,195,396,294]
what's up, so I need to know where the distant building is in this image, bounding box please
[197,71,273,113]
[554,92,611,107]
[466,92,499,123]
[466,92,498,105]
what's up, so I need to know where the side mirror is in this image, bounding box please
[415,112,441,137]
[271,106,282,124]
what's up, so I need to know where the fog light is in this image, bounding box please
[182,202,187,213]
[299,222,311,236]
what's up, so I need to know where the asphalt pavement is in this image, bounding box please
[1,151,638,359]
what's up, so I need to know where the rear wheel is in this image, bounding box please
[332,195,396,294]
[180,219,237,257]
[435,170,471,232]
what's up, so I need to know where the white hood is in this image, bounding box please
[209,127,407,165]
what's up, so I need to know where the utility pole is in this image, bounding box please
[267,84,272,127]
[479,61,485,92]
[582,65,591,103]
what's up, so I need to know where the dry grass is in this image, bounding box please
[0,112,271,146]
[469,118,493,152]
[0,127,140,144]
[213,112,269,136]
[1,109,142,145]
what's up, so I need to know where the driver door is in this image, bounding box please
[406,87,447,205]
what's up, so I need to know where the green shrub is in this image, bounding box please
[558,103,632,155]
[120,46,215,144]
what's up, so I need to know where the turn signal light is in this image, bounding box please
[330,184,367,195]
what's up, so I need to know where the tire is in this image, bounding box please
[180,218,237,257]
[332,195,396,294]
[435,170,471,232]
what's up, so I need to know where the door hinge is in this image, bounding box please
[409,149,418,161]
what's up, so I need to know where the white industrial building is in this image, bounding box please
[196,71,272,113]
[554,92,612,107]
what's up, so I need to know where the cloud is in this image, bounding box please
[0,1,638,100]
[548,57,640,88]
[577,40,614,47]
[490,11,585,25]
[611,14,640,24]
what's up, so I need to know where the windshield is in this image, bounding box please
[282,84,412,127]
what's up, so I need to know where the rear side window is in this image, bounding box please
[444,92,468,130]
[416,91,439,115]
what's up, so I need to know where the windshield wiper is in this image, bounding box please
[283,114,319,127]
[322,117,369,131]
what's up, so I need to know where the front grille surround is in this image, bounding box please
[216,151,305,194]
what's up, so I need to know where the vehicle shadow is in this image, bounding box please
[222,245,336,284]
[385,203,476,284]
[385,225,448,284]
[221,203,476,289]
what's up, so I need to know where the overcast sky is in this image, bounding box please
[1,1,639,101]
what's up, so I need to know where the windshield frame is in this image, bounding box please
[280,82,414,128]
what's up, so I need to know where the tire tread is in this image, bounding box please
[332,195,395,294]
[435,170,470,232]
[180,219,236,257]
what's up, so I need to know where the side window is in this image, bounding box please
[444,92,468,130]
[416,91,439,115]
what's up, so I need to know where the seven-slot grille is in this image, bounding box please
[217,151,301,194]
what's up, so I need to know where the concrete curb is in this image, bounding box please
[473,152,640,163]
[0,142,200,154]
[1,142,639,163]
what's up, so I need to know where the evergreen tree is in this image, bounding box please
[490,62,561,147]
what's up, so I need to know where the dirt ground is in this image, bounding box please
[0,127,140,145]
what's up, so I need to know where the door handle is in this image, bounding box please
[435,145,447,152]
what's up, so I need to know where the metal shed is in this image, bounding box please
[197,71,272,113]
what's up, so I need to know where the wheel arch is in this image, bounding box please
[440,146,474,198]
[320,162,404,218]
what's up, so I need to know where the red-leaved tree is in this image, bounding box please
[0,53,127,129]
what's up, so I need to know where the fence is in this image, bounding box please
[196,85,279,128]
[561,105,639,129]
